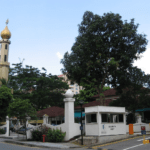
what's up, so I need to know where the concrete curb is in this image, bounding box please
[4,140,82,149]
[88,134,150,148]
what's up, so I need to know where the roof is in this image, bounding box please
[75,99,113,109]
[136,108,150,112]
[58,74,64,77]
[93,89,117,98]
[37,106,64,117]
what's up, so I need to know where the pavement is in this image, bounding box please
[0,132,82,149]
[0,132,149,149]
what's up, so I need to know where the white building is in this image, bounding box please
[58,74,83,94]
[85,106,126,136]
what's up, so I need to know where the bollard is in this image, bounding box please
[129,124,133,135]
[42,134,46,142]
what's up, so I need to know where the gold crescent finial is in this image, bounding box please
[6,19,9,26]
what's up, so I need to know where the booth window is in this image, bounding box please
[118,114,123,122]
[86,114,97,123]
[102,113,124,123]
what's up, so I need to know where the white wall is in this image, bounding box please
[101,123,126,135]
[27,123,80,141]
[126,123,150,133]
[86,124,99,136]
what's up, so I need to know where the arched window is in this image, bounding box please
[5,44,7,49]
[4,55,7,62]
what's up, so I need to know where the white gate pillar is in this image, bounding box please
[6,116,9,136]
[64,89,75,140]
[43,114,49,124]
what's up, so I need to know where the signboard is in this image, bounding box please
[101,124,106,134]
[80,126,83,130]
[141,130,146,135]
[141,126,146,131]
[29,120,43,124]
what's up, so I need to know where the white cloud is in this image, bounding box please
[133,48,150,74]
[56,52,63,59]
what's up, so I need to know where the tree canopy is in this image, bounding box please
[0,85,13,120]
[109,67,150,122]
[7,98,37,120]
[61,11,148,102]
[8,63,68,110]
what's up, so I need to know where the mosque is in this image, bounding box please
[0,20,11,81]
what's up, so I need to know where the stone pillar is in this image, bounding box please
[137,115,142,123]
[97,112,101,136]
[43,114,49,124]
[64,89,75,140]
[6,116,9,136]
[26,120,28,127]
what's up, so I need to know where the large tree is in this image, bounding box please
[109,67,150,122]
[8,63,68,110]
[61,11,148,103]
[7,98,37,120]
[0,85,13,120]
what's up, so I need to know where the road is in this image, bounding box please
[92,135,150,150]
[0,136,150,150]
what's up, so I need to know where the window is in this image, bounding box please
[5,44,7,49]
[70,81,74,85]
[119,114,123,122]
[101,113,124,123]
[76,88,78,90]
[4,55,7,62]
[86,114,97,123]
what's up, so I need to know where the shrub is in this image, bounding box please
[47,128,66,142]
[0,128,5,134]
[39,125,51,135]
[31,129,43,141]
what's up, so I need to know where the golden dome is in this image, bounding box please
[1,26,11,39]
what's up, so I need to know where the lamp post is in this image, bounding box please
[79,100,84,145]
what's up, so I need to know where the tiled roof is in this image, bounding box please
[37,106,64,117]
[93,89,117,98]
[58,74,64,77]
[75,99,113,109]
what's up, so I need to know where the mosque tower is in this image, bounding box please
[0,20,11,81]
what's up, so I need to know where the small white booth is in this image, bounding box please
[85,106,126,136]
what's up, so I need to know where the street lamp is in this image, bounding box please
[79,100,84,145]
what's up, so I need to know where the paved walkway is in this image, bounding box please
[0,132,82,149]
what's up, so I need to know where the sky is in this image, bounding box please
[0,0,150,75]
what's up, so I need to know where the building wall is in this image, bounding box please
[58,74,83,94]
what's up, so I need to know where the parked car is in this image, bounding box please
[16,126,32,134]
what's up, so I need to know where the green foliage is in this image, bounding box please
[7,98,37,120]
[126,113,136,124]
[0,85,13,120]
[110,67,150,122]
[8,63,68,110]
[31,129,43,141]
[74,85,110,106]
[47,128,66,142]
[0,128,5,134]
[61,11,148,102]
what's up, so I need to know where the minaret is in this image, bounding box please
[0,20,11,81]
